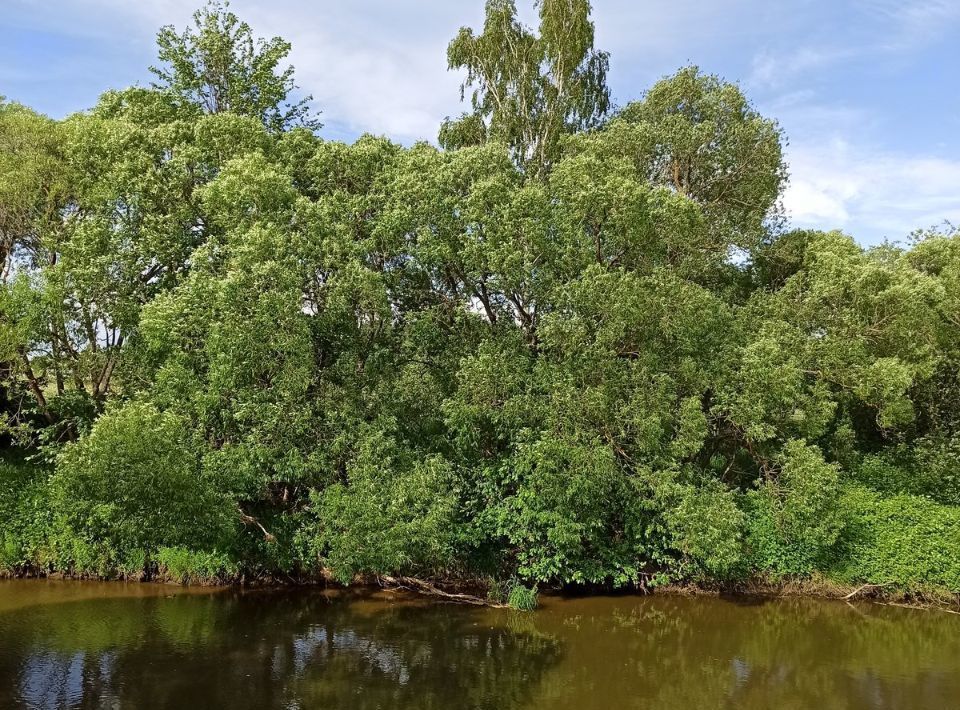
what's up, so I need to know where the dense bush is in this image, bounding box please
[0,455,52,573]
[745,441,847,577]
[304,437,461,583]
[155,546,238,585]
[49,402,235,573]
[836,487,960,593]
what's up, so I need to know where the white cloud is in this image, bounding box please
[783,180,850,226]
[784,139,960,242]
[750,47,856,89]
[12,0,472,141]
[222,1,477,141]
[53,0,772,140]
[276,22,459,141]
[748,0,960,90]
[743,0,960,242]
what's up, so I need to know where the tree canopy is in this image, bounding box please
[151,1,320,131]
[440,0,610,178]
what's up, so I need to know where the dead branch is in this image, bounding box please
[378,575,509,608]
[843,583,887,600]
[239,509,276,543]
[884,601,960,615]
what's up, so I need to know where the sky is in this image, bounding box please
[3,0,959,245]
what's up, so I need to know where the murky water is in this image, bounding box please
[0,580,958,709]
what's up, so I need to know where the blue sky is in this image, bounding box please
[3,0,959,244]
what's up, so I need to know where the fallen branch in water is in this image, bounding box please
[843,583,888,600]
[842,584,960,614]
[378,575,509,608]
[883,601,960,615]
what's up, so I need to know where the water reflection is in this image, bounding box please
[0,582,958,709]
[0,587,561,709]
[533,595,960,709]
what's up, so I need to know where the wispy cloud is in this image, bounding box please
[859,0,960,48]
[750,47,858,89]
[49,0,472,141]
[745,0,960,243]
[784,139,960,242]
[749,0,960,89]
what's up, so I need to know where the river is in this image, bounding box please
[0,580,957,708]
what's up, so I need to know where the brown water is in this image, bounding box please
[0,580,958,709]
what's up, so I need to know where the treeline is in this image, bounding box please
[2,1,959,604]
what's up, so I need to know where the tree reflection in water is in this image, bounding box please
[0,588,562,709]
[1,584,959,709]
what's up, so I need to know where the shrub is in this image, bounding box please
[835,486,960,593]
[857,438,960,506]
[0,455,54,574]
[156,546,238,585]
[51,402,235,571]
[305,436,459,583]
[746,440,846,576]
[653,473,747,580]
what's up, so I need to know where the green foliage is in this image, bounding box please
[441,0,610,176]
[616,67,785,248]
[0,454,54,573]
[51,402,234,571]
[305,435,460,583]
[653,472,746,579]
[836,486,960,592]
[507,583,539,611]
[485,435,650,585]
[484,576,539,609]
[156,546,238,585]
[152,0,319,131]
[856,437,960,506]
[1,0,959,601]
[746,441,846,576]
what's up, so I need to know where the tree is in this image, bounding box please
[615,67,786,251]
[0,101,73,437]
[4,0,960,601]
[151,1,320,132]
[0,100,69,278]
[440,0,610,178]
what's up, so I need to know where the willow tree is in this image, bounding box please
[440,0,610,178]
[151,0,320,132]
[615,67,786,251]
[0,2,323,446]
[0,102,72,435]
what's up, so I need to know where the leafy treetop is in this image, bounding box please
[151,0,320,132]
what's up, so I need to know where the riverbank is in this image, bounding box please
[657,577,960,614]
[4,568,958,613]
